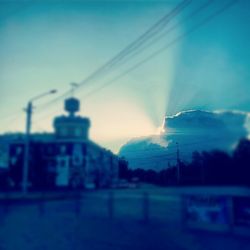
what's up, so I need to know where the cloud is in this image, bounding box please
[119,110,250,170]
[164,110,249,149]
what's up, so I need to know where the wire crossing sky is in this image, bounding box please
[0,0,249,152]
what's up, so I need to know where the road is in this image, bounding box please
[0,187,250,250]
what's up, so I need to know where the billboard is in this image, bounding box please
[233,196,250,227]
[184,195,230,225]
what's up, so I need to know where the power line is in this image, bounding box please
[34,0,192,113]
[30,2,192,124]
[31,0,213,124]
[6,0,238,132]
[86,0,192,79]
[80,0,238,100]
[108,0,213,71]
[77,0,191,86]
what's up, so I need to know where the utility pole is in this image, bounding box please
[22,101,32,194]
[22,89,57,195]
[176,142,181,185]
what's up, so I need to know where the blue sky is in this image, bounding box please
[167,0,250,114]
[0,0,249,152]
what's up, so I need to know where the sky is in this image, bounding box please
[0,0,249,153]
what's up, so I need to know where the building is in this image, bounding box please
[8,97,119,190]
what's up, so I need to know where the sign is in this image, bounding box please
[56,156,70,186]
[233,196,250,227]
[184,195,229,225]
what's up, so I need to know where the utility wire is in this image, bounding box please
[81,0,238,100]
[34,0,192,112]
[31,1,192,123]
[108,0,213,71]
[32,0,237,125]
[7,0,237,132]
[87,0,192,79]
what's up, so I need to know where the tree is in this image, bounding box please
[233,139,250,186]
[118,157,129,180]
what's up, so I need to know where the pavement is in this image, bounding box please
[0,187,250,250]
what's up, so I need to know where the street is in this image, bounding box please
[1,187,250,250]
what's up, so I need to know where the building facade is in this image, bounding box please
[8,98,119,190]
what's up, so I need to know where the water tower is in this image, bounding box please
[53,97,90,140]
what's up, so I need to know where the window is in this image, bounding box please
[60,127,67,136]
[74,128,82,137]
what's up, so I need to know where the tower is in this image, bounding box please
[53,97,90,140]
[64,97,80,117]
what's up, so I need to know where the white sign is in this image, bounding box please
[184,195,229,224]
[56,156,70,186]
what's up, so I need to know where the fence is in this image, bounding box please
[0,190,182,225]
[1,188,250,236]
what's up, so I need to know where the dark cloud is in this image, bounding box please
[119,110,249,170]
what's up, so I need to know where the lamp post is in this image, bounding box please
[176,142,181,185]
[22,89,57,195]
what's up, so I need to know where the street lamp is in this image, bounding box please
[176,142,181,185]
[22,89,57,194]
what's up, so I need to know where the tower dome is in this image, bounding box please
[64,97,80,116]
